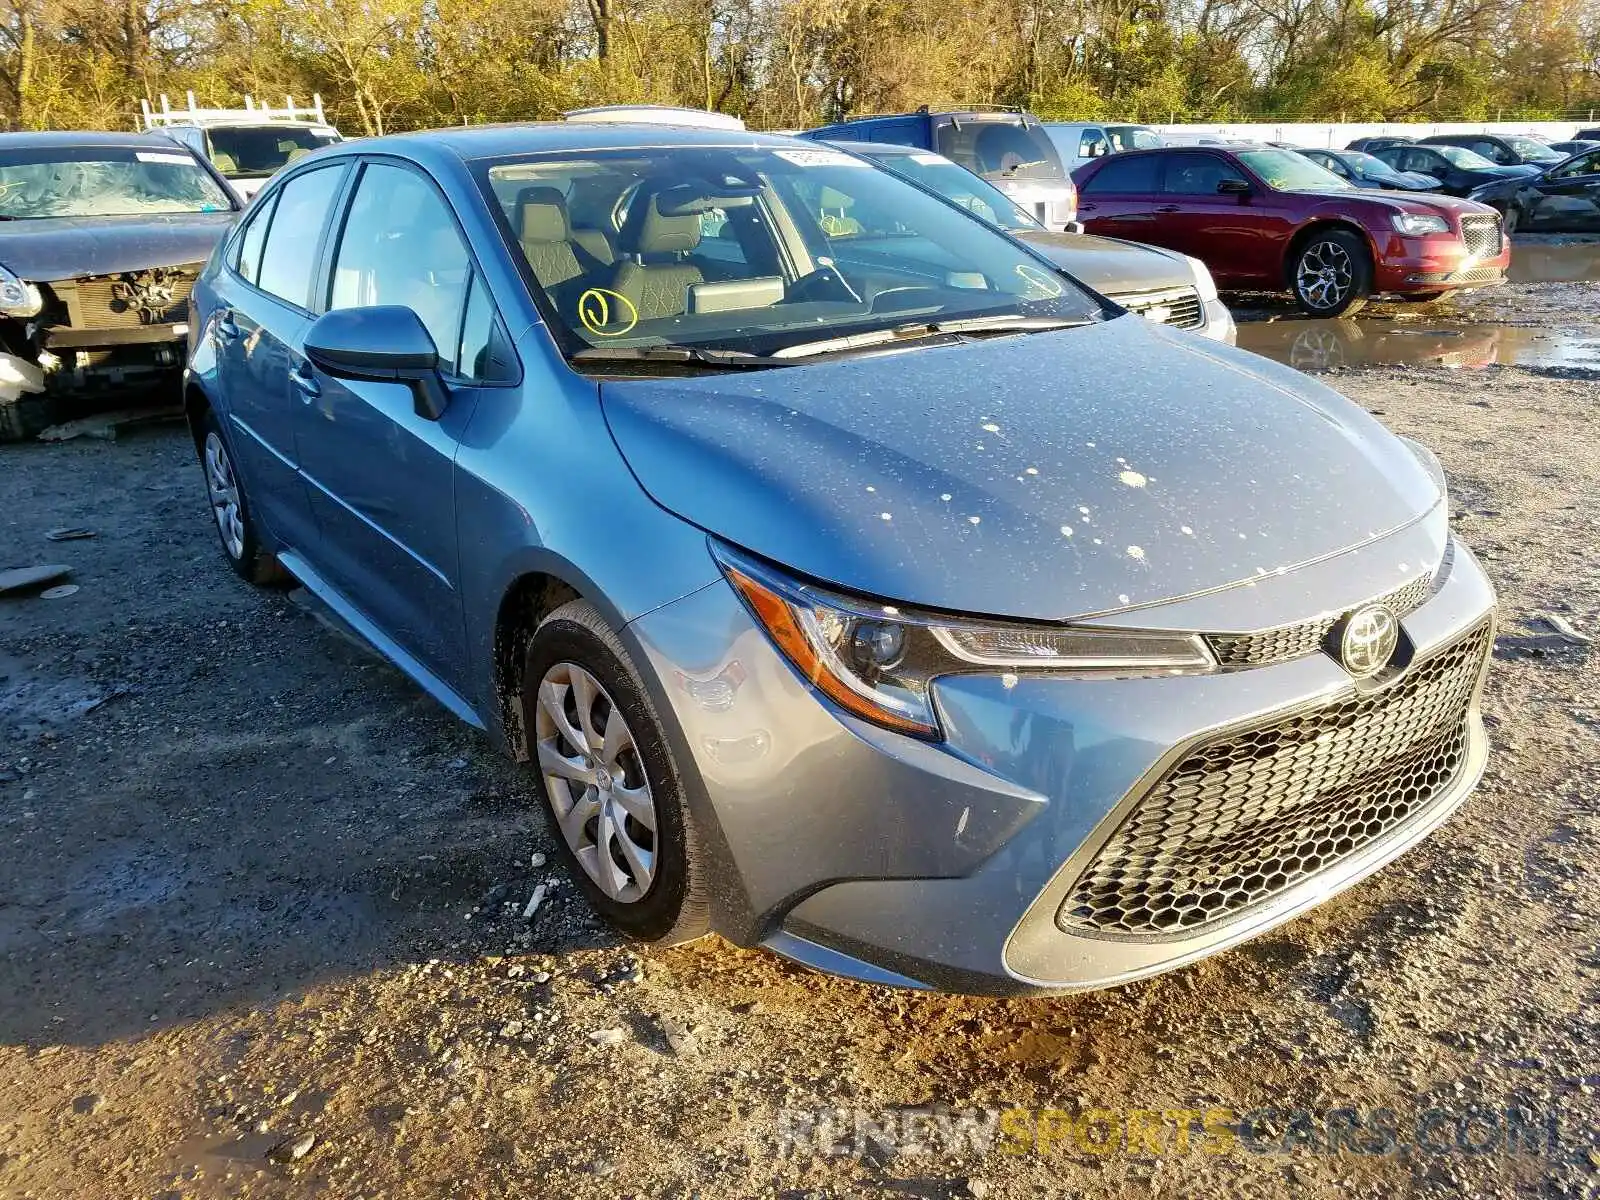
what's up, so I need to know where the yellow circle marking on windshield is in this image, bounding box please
[577,288,639,337]
[1014,263,1065,299]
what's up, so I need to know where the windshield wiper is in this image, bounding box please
[570,345,793,370]
[771,314,1087,360]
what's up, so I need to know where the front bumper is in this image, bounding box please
[627,529,1495,996]
[1373,233,1511,293]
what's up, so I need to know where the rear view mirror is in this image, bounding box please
[304,305,449,420]
[1217,178,1252,196]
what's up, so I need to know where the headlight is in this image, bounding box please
[1182,255,1219,303]
[715,544,1215,738]
[0,264,42,318]
[1391,213,1450,236]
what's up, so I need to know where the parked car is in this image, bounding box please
[1296,148,1442,191]
[1073,145,1509,315]
[1547,139,1600,157]
[1480,144,1600,233]
[837,140,1233,341]
[1041,122,1112,168]
[1370,143,1543,201]
[185,122,1496,995]
[1346,136,1415,153]
[1418,133,1565,169]
[1104,123,1164,151]
[143,93,344,201]
[801,108,1077,229]
[0,131,240,440]
[1576,127,1600,142]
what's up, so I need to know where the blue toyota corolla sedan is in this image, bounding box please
[183,122,1497,995]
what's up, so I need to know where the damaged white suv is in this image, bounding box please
[0,131,240,440]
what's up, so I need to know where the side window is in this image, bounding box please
[1323,156,1350,178]
[1162,153,1248,195]
[1401,150,1433,173]
[456,274,514,384]
[1080,130,1108,159]
[329,162,471,374]
[1554,150,1600,179]
[1080,154,1160,194]
[230,191,277,285]
[1472,141,1507,163]
[256,166,345,308]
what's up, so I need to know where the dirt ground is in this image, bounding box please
[1,271,1598,1200]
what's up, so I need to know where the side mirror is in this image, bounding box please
[1217,178,1252,197]
[304,305,449,421]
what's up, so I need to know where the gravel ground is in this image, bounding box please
[1,279,1597,1200]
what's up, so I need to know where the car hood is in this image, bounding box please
[599,316,1441,620]
[1015,231,1188,295]
[0,212,236,281]
[1301,188,1498,217]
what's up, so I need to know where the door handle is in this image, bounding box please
[289,363,321,402]
[1155,204,1181,213]
[1078,202,1098,212]
[214,312,241,343]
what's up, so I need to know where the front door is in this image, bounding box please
[1525,150,1600,231]
[1156,152,1290,286]
[291,160,490,688]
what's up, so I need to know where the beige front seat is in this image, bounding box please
[514,186,586,297]
[609,195,705,320]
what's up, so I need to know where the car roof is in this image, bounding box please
[828,140,921,156]
[0,130,186,150]
[310,122,801,164]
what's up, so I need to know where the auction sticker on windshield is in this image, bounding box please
[774,149,869,168]
[136,152,195,166]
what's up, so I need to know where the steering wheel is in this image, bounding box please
[786,265,862,306]
[869,286,945,314]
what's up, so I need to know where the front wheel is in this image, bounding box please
[1291,229,1372,318]
[1501,205,1521,237]
[522,599,710,945]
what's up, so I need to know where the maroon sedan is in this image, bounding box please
[1073,145,1509,316]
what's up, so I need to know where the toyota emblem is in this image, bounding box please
[1339,605,1398,678]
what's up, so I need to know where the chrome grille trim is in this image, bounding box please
[1113,286,1205,330]
[1206,572,1433,668]
[1459,214,1503,259]
[1056,618,1493,940]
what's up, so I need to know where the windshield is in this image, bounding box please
[867,151,1039,233]
[483,145,1099,361]
[933,119,1066,182]
[1345,151,1392,174]
[0,147,234,219]
[1433,145,1496,169]
[206,125,341,178]
[1236,148,1352,191]
[1106,126,1163,152]
[1501,136,1562,163]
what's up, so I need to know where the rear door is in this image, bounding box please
[1074,153,1163,239]
[291,158,514,688]
[212,163,349,554]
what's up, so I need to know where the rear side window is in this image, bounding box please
[1080,154,1160,194]
[1079,129,1108,158]
[256,166,345,308]
[230,192,277,285]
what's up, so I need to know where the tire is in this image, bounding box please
[1501,205,1521,237]
[197,408,291,586]
[521,598,710,945]
[1290,229,1372,318]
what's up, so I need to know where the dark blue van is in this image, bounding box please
[801,107,1078,229]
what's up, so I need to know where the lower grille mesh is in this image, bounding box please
[1058,620,1491,938]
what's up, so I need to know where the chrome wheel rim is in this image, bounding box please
[1296,240,1354,310]
[534,663,656,903]
[204,432,246,560]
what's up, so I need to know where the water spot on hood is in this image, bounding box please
[1077,505,1091,516]
[880,512,892,521]
[1001,672,1019,689]
[981,422,1001,433]
[967,515,981,525]
[1025,467,1039,476]
[1118,593,1130,604]
[1119,470,1148,488]
[865,485,876,492]
[1126,545,1146,561]
[1180,525,1194,536]
[1060,525,1073,537]
[940,493,952,502]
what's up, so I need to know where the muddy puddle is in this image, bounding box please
[1236,319,1600,373]
[1510,237,1600,284]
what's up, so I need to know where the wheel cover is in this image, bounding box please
[1296,240,1355,310]
[203,432,246,559]
[534,662,657,903]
